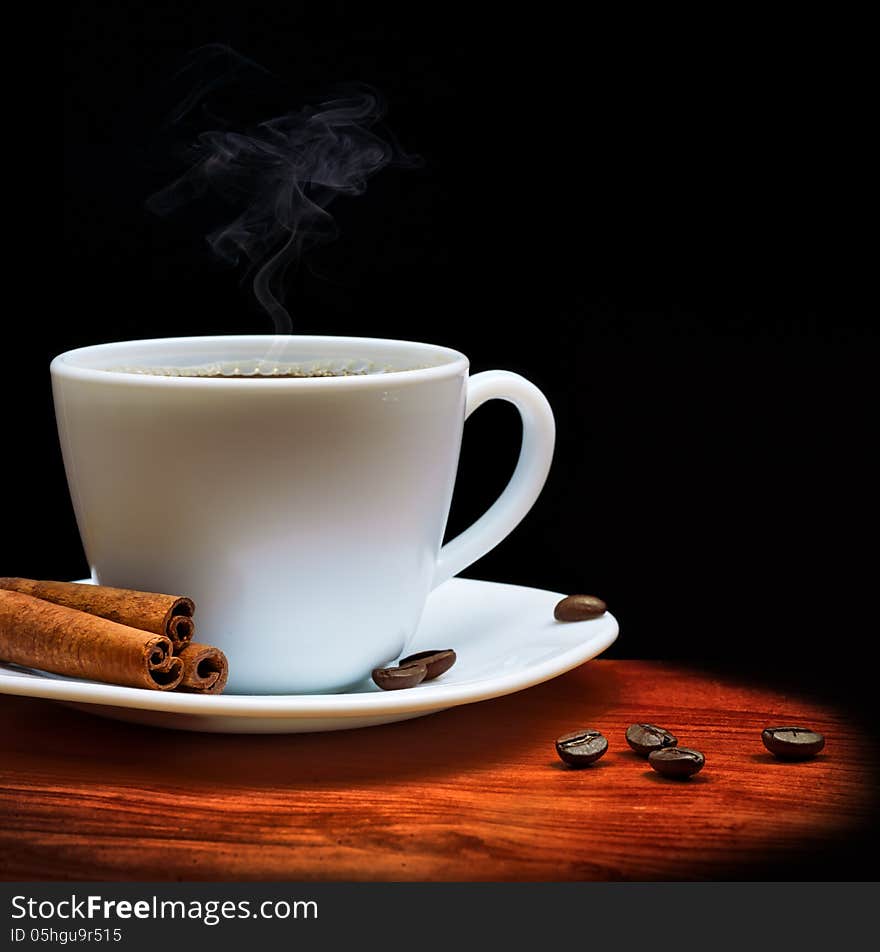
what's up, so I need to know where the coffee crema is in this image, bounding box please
[105,358,424,378]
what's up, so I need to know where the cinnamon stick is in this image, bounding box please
[0,577,195,650]
[0,589,184,690]
[176,643,229,694]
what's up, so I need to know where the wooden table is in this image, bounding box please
[0,661,871,881]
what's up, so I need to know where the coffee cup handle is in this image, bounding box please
[432,370,556,589]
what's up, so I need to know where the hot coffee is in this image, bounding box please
[105,355,435,378]
[108,358,400,378]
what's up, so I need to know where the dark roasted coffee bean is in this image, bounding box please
[398,649,456,681]
[554,595,607,621]
[625,723,678,757]
[555,729,608,767]
[648,747,705,778]
[372,663,428,691]
[762,726,826,760]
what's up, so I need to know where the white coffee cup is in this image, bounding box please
[51,336,555,694]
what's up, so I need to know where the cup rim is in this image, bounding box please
[50,335,470,388]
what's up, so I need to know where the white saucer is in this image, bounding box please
[0,578,618,733]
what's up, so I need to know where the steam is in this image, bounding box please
[147,48,415,332]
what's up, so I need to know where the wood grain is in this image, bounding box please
[0,661,872,881]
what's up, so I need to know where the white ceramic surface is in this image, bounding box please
[0,578,619,733]
[51,336,555,694]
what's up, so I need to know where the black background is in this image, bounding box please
[51,4,875,669]
[10,2,879,869]
[50,7,872,680]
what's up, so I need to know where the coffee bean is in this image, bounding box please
[554,595,607,621]
[648,747,705,778]
[372,663,428,691]
[762,726,826,760]
[398,649,456,681]
[555,729,608,767]
[625,723,678,757]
